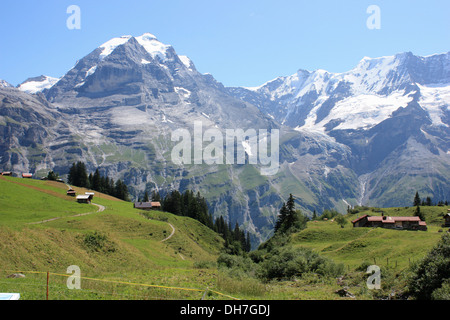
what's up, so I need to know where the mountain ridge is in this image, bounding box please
[1,33,448,244]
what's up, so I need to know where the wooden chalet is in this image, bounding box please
[76,193,94,204]
[352,214,427,231]
[1,172,12,176]
[134,201,161,211]
[444,210,450,227]
[76,195,91,204]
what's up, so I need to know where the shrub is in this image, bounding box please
[193,260,217,269]
[257,246,343,281]
[407,233,450,299]
[217,253,256,273]
[82,231,116,253]
[431,279,450,300]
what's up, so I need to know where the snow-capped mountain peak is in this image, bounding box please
[98,33,174,62]
[18,75,60,94]
[0,79,13,88]
[135,33,172,62]
[99,35,133,60]
[230,51,450,132]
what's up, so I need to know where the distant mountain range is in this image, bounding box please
[1,33,448,245]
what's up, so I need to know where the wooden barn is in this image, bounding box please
[67,189,76,197]
[134,201,161,211]
[444,210,450,227]
[352,214,427,231]
[76,193,94,204]
[76,195,91,204]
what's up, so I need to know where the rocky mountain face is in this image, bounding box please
[228,52,450,207]
[1,34,448,245]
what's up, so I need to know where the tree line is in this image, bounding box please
[68,161,129,201]
[151,189,251,253]
[413,191,448,207]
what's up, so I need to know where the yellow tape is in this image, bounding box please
[1,269,240,300]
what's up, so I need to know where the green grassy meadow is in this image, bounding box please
[0,176,448,300]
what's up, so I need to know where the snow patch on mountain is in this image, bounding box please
[0,80,13,88]
[417,83,450,127]
[135,33,171,61]
[175,87,191,99]
[85,66,97,78]
[18,76,60,94]
[179,55,194,71]
[99,35,132,60]
[304,90,414,131]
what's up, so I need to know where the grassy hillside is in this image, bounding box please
[0,176,226,300]
[0,176,448,300]
[292,208,446,270]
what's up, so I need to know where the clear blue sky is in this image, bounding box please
[1,0,449,87]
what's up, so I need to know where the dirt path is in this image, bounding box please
[28,203,105,225]
[161,223,175,242]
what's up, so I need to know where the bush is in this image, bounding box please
[407,233,450,299]
[257,246,343,281]
[432,279,450,300]
[217,253,256,273]
[335,214,348,228]
[82,231,116,253]
[193,260,217,269]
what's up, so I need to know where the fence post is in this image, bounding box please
[46,271,49,300]
[202,287,209,300]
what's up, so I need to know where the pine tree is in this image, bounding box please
[285,193,297,228]
[414,191,421,207]
[275,203,288,233]
[113,179,129,201]
[68,163,77,186]
[92,169,101,191]
[47,171,59,181]
[245,232,251,252]
[414,206,425,221]
[68,162,89,187]
[151,190,161,202]
[76,162,89,188]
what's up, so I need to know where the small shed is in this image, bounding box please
[151,201,161,209]
[67,189,76,197]
[76,194,91,204]
[1,172,12,176]
[85,192,95,199]
[22,173,32,179]
[444,211,450,227]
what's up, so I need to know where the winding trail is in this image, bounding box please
[28,203,105,225]
[161,223,176,242]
